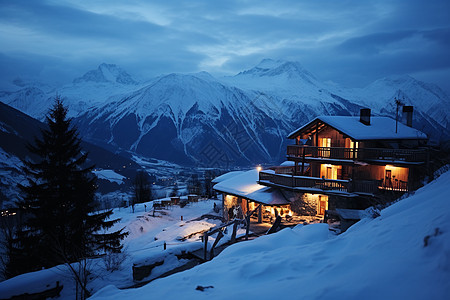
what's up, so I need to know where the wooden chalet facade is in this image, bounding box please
[258,107,429,216]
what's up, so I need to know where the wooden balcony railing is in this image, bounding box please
[287,145,427,163]
[259,171,388,194]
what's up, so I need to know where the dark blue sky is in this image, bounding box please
[1,0,449,93]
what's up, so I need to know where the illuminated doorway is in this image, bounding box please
[318,195,327,216]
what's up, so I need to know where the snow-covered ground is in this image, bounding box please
[2,170,450,299]
[90,170,450,300]
[0,198,225,298]
[92,169,126,184]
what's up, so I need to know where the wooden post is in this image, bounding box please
[209,231,224,260]
[257,205,262,223]
[203,234,208,261]
[292,171,294,187]
[352,141,356,160]
[230,221,238,244]
[315,121,319,147]
[245,215,250,240]
[301,146,305,175]
[246,200,249,216]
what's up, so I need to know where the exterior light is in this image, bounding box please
[257,165,262,172]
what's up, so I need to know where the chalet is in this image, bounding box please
[214,107,429,226]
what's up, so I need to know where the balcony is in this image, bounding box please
[258,170,383,195]
[287,145,427,164]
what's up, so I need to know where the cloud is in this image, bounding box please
[0,0,449,94]
[336,31,418,55]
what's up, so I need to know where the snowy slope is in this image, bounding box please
[0,199,225,297]
[91,170,450,300]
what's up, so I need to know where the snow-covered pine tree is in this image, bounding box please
[8,97,127,277]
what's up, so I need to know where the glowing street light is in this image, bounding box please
[256,165,262,172]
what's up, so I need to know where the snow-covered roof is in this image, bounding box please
[246,187,290,205]
[213,169,262,196]
[213,170,289,205]
[92,169,125,184]
[211,171,245,184]
[288,116,428,141]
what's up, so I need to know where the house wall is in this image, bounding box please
[310,163,351,180]
[289,193,318,216]
[315,126,347,147]
[354,165,409,183]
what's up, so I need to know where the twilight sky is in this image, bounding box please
[1,0,450,93]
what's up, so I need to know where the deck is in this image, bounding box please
[259,171,383,194]
[287,145,427,164]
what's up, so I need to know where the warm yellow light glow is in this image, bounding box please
[385,165,404,172]
[320,164,342,180]
[257,166,262,172]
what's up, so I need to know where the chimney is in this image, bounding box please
[402,106,413,127]
[360,108,371,125]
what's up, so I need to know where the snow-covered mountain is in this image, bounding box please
[0,64,143,120]
[224,59,329,103]
[1,59,449,167]
[73,63,138,85]
[336,75,450,137]
[73,72,301,166]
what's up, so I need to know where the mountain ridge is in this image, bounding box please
[73,63,138,85]
[1,59,449,167]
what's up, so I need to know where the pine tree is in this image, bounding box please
[9,97,127,278]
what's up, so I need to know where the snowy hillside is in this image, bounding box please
[0,199,225,298]
[91,169,450,300]
[1,59,449,166]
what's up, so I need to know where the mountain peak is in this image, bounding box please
[237,59,316,82]
[255,59,287,69]
[73,63,137,85]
